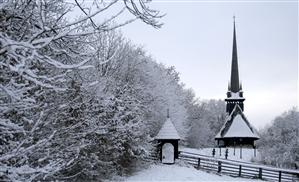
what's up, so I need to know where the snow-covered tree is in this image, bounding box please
[0,0,162,181]
[2,0,230,180]
[187,99,226,148]
[257,108,299,169]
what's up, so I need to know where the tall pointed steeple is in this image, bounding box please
[225,17,245,115]
[230,17,240,93]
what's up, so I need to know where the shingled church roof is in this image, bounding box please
[215,104,259,139]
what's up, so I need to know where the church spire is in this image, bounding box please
[230,17,240,93]
[225,17,245,115]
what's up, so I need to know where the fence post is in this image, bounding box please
[225,149,228,159]
[234,141,236,156]
[238,165,242,177]
[240,145,242,159]
[278,171,281,182]
[258,168,262,179]
[197,158,201,169]
[218,161,222,173]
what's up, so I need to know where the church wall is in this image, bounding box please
[217,138,256,148]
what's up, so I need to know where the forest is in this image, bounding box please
[0,0,298,181]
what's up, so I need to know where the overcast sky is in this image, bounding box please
[119,1,298,129]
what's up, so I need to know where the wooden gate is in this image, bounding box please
[162,143,174,164]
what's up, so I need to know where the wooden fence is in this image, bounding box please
[179,151,299,182]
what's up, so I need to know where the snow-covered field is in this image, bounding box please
[123,163,262,181]
[181,147,261,163]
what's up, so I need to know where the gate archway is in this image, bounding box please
[162,143,174,164]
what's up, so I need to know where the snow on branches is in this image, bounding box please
[0,0,163,181]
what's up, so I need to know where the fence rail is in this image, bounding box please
[179,151,299,182]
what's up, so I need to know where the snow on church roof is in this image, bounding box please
[155,118,180,140]
[223,114,258,138]
[215,105,259,139]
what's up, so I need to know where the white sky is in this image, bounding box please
[119,1,298,129]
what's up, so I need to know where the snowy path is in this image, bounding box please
[123,163,262,181]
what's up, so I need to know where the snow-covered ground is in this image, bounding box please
[179,147,299,177]
[123,163,262,181]
[181,147,261,163]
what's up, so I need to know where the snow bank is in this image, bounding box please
[123,163,262,181]
[180,147,260,163]
[180,148,299,174]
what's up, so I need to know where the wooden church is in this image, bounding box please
[215,19,259,148]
